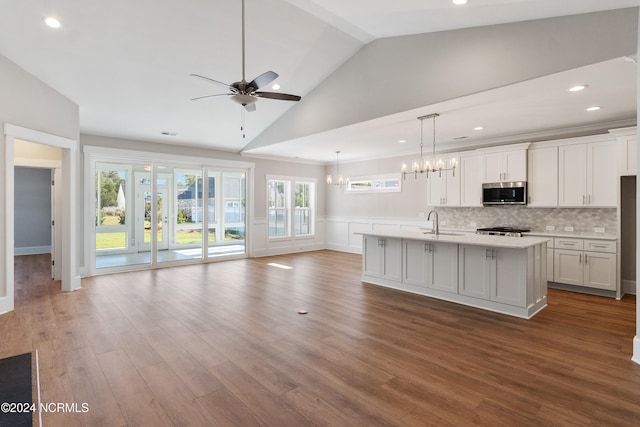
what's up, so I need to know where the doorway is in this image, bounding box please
[2,125,80,315]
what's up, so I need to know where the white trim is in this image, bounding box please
[14,157,62,169]
[634,336,640,365]
[3,124,81,309]
[1,134,15,314]
[15,246,51,256]
[5,124,76,149]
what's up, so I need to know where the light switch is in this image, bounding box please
[564,226,574,232]
[545,225,555,231]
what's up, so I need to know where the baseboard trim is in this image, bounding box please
[14,246,51,256]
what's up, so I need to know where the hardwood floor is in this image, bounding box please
[3,251,640,426]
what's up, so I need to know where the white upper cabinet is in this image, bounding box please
[481,148,527,183]
[558,139,617,207]
[460,154,483,207]
[527,146,558,207]
[610,127,637,176]
[558,144,588,206]
[428,168,460,207]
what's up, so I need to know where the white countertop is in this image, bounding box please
[357,229,551,249]
[524,231,617,240]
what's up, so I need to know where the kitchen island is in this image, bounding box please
[359,229,551,318]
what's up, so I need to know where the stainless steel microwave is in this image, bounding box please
[482,182,527,206]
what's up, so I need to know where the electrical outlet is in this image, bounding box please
[440,220,447,226]
[594,227,605,233]
[470,222,477,228]
[564,226,574,232]
[546,225,555,231]
[419,212,425,219]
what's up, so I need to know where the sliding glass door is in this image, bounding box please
[93,159,247,272]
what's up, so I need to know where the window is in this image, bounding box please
[268,180,289,237]
[295,182,313,235]
[95,164,130,251]
[345,173,402,193]
[268,177,315,238]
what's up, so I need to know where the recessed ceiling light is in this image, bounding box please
[271,84,281,90]
[398,139,407,144]
[452,0,468,5]
[586,106,602,112]
[44,17,61,28]
[473,126,484,131]
[569,85,588,92]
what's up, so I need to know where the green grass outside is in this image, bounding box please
[96,230,220,250]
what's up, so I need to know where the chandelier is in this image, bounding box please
[326,151,349,187]
[401,113,456,180]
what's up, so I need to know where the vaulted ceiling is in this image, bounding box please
[0,0,638,163]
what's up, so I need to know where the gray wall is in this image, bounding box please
[14,167,51,250]
[248,8,638,150]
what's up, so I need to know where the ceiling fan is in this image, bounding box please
[190,0,301,114]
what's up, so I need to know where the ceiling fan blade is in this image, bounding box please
[248,71,279,90]
[190,93,233,101]
[255,91,301,102]
[245,103,256,112]
[190,74,234,91]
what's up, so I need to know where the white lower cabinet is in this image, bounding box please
[361,234,548,318]
[459,245,527,307]
[458,245,492,300]
[403,240,458,292]
[363,235,402,282]
[552,238,616,291]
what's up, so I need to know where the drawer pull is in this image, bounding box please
[591,244,607,248]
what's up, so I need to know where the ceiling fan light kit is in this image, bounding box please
[401,113,456,180]
[190,0,301,135]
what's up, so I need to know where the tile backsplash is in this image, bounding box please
[436,207,617,234]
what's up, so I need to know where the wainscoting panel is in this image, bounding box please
[251,217,326,257]
[326,217,433,254]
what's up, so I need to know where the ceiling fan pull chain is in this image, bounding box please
[241,107,246,138]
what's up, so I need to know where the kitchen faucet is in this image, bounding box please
[427,210,439,235]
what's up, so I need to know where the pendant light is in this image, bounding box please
[401,113,456,180]
[327,151,349,188]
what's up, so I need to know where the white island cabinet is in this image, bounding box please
[359,230,549,319]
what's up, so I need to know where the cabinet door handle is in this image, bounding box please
[579,253,582,263]
[583,195,586,205]
[585,254,588,264]
[588,195,592,205]
[424,242,429,252]
[485,248,491,259]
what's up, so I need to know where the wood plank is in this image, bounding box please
[3,252,640,426]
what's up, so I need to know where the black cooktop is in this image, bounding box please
[476,227,530,233]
